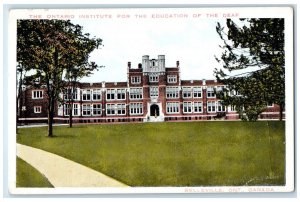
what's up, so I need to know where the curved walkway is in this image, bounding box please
[17,144,129,187]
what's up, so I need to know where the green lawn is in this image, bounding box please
[17,121,285,186]
[16,157,53,188]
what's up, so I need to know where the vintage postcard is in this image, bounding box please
[7,7,294,194]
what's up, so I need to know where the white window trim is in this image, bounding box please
[217,101,226,112]
[129,103,143,115]
[82,104,92,116]
[207,101,216,113]
[106,89,116,101]
[73,103,80,116]
[92,89,102,101]
[150,87,159,98]
[166,102,180,114]
[193,87,202,98]
[92,103,102,116]
[193,102,203,113]
[106,103,126,116]
[106,104,115,116]
[166,87,179,99]
[116,89,126,100]
[116,103,126,115]
[82,89,91,101]
[33,106,42,113]
[131,76,141,84]
[182,87,192,99]
[183,102,193,114]
[149,75,159,82]
[64,88,78,101]
[167,75,177,83]
[207,87,216,98]
[32,90,43,99]
[129,88,143,100]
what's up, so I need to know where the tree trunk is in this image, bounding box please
[279,104,284,121]
[47,100,53,137]
[47,48,59,137]
[69,103,73,128]
[47,95,55,137]
[48,111,53,137]
[16,70,23,129]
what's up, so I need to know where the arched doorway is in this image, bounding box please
[150,104,159,117]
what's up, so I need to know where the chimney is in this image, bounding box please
[138,63,142,69]
[128,62,131,68]
[176,61,180,67]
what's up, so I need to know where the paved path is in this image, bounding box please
[17,144,129,187]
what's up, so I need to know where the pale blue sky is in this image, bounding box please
[71,17,225,82]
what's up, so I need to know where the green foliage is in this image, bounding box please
[215,19,285,121]
[17,122,285,186]
[17,20,102,135]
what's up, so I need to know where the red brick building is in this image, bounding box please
[18,55,284,124]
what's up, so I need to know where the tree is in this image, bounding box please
[16,66,27,131]
[17,20,102,136]
[61,25,102,128]
[214,18,285,121]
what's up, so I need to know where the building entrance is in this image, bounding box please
[150,104,159,117]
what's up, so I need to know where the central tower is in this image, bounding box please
[142,55,166,73]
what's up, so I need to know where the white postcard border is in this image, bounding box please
[7,7,295,194]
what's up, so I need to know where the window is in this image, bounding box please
[166,87,179,98]
[64,89,71,100]
[216,86,225,92]
[117,89,126,100]
[73,104,79,116]
[194,102,203,113]
[217,101,226,112]
[130,88,143,100]
[230,105,236,112]
[64,104,70,116]
[106,104,126,115]
[193,87,202,98]
[64,89,78,100]
[92,104,102,115]
[207,87,215,98]
[92,89,101,101]
[183,102,192,113]
[82,104,91,116]
[182,87,192,98]
[32,90,43,99]
[106,104,115,115]
[267,102,274,107]
[130,103,143,115]
[149,75,159,82]
[106,89,116,100]
[34,106,42,113]
[82,89,91,101]
[117,104,126,115]
[131,76,141,84]
[166,102,179,114]
[64,104,79,116]
[150,87,159,98]
[207,101,216,113]
[167,75,177,83]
